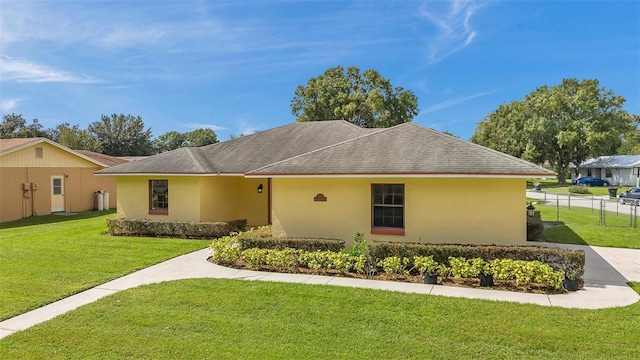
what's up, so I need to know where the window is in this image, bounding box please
[587,169,592,176]
[149,180,169,214]
[371,184,404,235]
[35,147,43,159]
[605,169,612,178]
[52,178,62,195]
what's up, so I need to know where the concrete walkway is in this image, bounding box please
[1,243,639,340]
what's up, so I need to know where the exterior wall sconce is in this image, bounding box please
[527,203,535,217]
[257,184,263,193]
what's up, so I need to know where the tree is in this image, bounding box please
[471,78,637,183]
[290,65,419,128]
[49,123,101,152]
[88,114,153,156]
[152,128,218,153]
[1,113,48,138]
[617,115,640,155]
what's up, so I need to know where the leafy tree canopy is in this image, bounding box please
[88,114,153,156]
[0,113,48,139]
[290,65,419,128]
[152,128,218,153]
[49,123,101,152]
[471,78,638,183]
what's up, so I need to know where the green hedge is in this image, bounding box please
[369,242,585,276]
[238,236,345,253]
[107,218,247,239]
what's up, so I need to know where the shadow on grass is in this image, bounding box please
[542,221,588,246]
[0,209,116,229]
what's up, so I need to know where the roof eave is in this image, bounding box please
[244,172,557,179]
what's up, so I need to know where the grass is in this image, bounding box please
[1,279,639,359]
[536,204,639,249]
[0,211,210,321]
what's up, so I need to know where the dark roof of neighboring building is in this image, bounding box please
[580,155,640,168]
[248,123,555,177]
[75,150,130,167]
[97,120,555,178]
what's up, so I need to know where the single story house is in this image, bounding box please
[97,121,555,245]
[577,155,640,186]
[0,138,127,223]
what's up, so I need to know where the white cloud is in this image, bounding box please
[184,122,226,131]
[419,0,483,63]
[1,98,21,112]
[424,90,496,113]
[0,56,99,83]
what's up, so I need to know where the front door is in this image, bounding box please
[51,175,65,212]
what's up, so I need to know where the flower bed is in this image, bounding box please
[209,228,583,294]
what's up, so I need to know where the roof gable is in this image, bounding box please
[0,138,110,167]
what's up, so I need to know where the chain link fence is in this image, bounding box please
[532,191,638,228]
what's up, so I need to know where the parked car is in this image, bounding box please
[572,176,610,186]
[619,187,640,205]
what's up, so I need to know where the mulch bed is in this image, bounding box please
[209,258,571,295]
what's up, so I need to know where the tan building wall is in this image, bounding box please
[271,177,526,246]
[116,175,269,226]
[0,143,117,223]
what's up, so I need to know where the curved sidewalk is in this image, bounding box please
[1,243,639,339]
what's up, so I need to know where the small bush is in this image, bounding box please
[210,234,241,265]
[378,256,410,275]
[242,248,269,269]
[569,185,591,194]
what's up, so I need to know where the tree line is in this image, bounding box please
[2,66,638,180]
[470,78,640,183]
[0,113,218,156]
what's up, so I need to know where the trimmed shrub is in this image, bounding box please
[238,236,344,253]
[369,241,584,275]
[107,218,247,239]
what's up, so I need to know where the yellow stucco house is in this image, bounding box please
[0,138,127,223]
[97,121,555,245]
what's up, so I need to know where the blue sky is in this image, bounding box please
[1,0,638,141]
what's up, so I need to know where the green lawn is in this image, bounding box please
[536,204,639,249]
[0,211,210,320]
[1,279,639,359]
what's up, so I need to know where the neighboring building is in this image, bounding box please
[97,121,555,246]
[0,138,127,223]
[577,155,640,186]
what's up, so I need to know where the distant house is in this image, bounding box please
[97,121,555,246]
[0,138,128,223]
[578,155,640,186]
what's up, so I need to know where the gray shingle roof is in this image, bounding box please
[580,155,640,169]
[97,121,372,175]
[247,123,555,177]
[97,120,554,177]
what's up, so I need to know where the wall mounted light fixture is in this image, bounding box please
[527,203,535,217]
[257,184,263,193]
